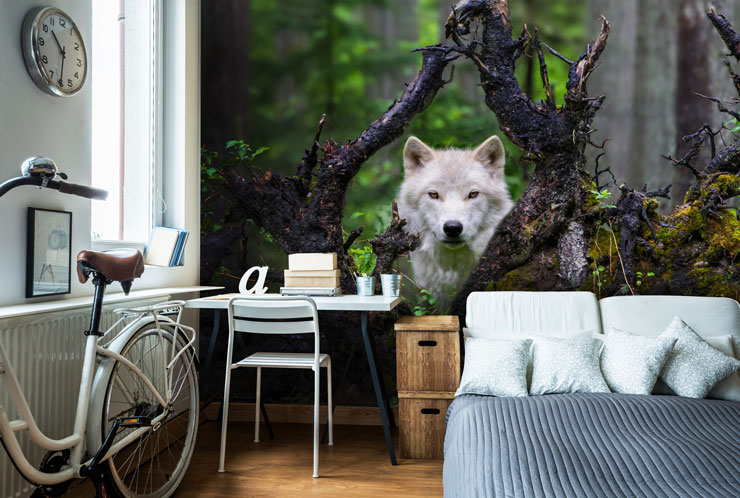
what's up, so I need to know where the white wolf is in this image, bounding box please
[397,135,514,302]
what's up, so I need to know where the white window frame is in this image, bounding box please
[93,0,201,290]
[91,0,164,249]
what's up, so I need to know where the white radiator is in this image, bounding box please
[0,297,163,498]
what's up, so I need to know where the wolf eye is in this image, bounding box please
[468,191,479,199]
[428,191,439,199]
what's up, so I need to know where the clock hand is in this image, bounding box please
[59,50,65,85]
[51,30,63,53]
[52,31,66,85]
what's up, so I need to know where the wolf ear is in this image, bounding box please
[403,136,434,172]
[473,136,505,177]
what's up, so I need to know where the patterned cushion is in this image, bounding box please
[659,317,740,398]
[530,337,610,395]
[456,338,532,397]
[601,328,676,395]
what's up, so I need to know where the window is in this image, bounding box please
[91,0,162,242]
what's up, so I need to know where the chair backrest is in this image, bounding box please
[599,295,740,338]
[464,291,603,338]
[228,295,320,336]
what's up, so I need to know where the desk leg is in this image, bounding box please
[200,309,221,393]
[360,311,397,465]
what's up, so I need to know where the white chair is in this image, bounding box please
[218,295,333,478]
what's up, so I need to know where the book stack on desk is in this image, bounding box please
[281,253,342,296]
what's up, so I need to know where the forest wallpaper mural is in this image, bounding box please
[199,0,740,406]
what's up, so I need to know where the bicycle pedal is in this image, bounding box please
[118,416,153,428]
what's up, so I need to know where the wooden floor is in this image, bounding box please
[178,420,444,497]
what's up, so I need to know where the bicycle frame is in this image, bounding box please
[0,303,196,486]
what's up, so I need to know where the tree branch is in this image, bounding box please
[308,49,450,226]
[296,113,326,186]
[708,9,740,61]
[371,201,420,276]
[343,226,364,252]
[566,16,610,99]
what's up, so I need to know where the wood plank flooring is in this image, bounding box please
[178,421,444,497]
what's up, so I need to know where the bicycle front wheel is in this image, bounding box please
[101,325,199,498]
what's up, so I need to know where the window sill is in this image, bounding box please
[90,239,147,252]
[0,286,221,321]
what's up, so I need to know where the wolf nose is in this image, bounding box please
[443,220,463,238]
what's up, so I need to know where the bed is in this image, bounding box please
[444,292,740,498]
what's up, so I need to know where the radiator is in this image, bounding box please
[0,297,163,498]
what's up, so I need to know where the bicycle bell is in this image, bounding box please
[21,156,58,178]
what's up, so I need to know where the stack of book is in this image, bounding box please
[280,253,342,296]
[144,227,190,267]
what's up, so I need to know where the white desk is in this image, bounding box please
[186,293,402,465]
[186,293,402,312]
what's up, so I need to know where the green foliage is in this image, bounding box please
[200,140,267,236]
[635,271,655,287]
[408,289,437,316]
[589,188,617,209]
[348,243,377,275]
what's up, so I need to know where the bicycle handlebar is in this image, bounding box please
[57,181,108,200]
[0,176,108,200]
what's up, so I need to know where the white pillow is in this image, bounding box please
[471,330,595,388]
[530,337,610,395]
[456,338,532,398]
[600,328,676,395]
[658,317,740,399]
[704,335,740,401]
[655,335,740,401]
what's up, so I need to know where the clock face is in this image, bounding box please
[22,7,88,97]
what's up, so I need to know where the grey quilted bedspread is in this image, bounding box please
[443,393,740,498]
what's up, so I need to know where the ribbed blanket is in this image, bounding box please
[443,393,740,498]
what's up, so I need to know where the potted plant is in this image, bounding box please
[349,244,376,296]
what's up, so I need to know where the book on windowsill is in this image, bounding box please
[144,227,189,267]
[280,287,342,297]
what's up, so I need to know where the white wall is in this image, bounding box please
[0,0,93,306]
[0,0,201,306]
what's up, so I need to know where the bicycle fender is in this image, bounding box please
[84,314,181,459]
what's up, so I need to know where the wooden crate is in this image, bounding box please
[395,315,460,392]
[398,392,455,459]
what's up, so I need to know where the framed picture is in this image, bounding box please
[26,208,72,298]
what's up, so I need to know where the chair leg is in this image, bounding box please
[327,360,333,446]
[218,364,233,473]
[255,366,262,443]
[313,365,320,478]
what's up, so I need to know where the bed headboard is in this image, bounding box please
[464,291,602,339]
[599,295,740,338]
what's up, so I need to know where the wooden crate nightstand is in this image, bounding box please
[395,315,460,459]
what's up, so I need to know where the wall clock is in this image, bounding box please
[21,7,88,97]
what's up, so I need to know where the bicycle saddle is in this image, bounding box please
[77,249,145,284]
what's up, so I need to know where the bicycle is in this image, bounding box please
[0,157,199,497]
